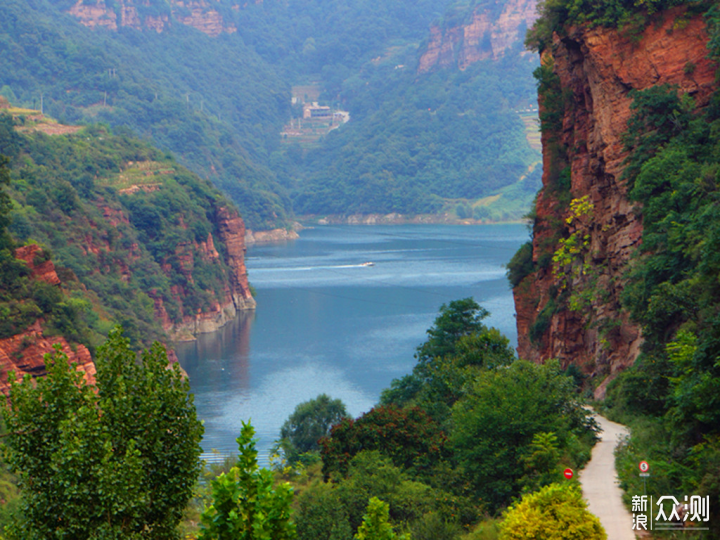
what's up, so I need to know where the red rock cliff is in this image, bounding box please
[157,205,256,340]
[418,0,538,73]
[216,206,255,310]
[0,248,95,394]
[513,8,716,397]
[68,0,237,36]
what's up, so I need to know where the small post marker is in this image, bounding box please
[564,468,574,479]
[639,461,650,496]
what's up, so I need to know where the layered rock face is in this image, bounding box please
[14,245,61,286]
[514,9,716,396]
[418,0,538,72]
[0,321,96,395]
[153,205,256,340]
[68,0,237,36]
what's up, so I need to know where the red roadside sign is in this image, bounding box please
[639,461,650,473]
[564,468,573,479]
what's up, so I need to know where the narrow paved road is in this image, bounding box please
[579,413,636,540]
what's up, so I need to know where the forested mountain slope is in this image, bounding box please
[1,0,541,224]
[0,108,255,357]
[282,0,543,219]
[1,0,292,229]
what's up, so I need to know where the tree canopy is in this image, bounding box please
[2,327,204,539]
[451,360,595,511]
[278,393,348,464]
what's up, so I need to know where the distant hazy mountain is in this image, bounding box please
[1,0,540,224]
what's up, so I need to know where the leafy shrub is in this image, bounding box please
[499,483,606,540]
[199,421,295,540]
[355,497,409,540]
[506,241,533,287]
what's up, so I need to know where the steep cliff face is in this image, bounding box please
[514,8,716,396]
[161,205,256,340]
[418,0,538,72]
[68,0,237,36]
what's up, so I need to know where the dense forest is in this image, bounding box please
[1,0,292,229]
[0,0,540,225]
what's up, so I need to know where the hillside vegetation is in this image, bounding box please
[0,111,249,348]
[1,0,540,224]
[516,1,720,535]
[0,0,291,230]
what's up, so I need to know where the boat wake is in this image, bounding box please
[253,263,375,272]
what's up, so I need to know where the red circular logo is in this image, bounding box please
[564,468,573,479]
[639,461,649,473]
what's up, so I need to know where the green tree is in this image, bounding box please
[451,360,595,511]
[416,298,489,363]
[355,497,409,540]
[381,304,515,425]
[519,432,562,493]
[320,406,447,479]
[278,394,348,464]
[2,326,204,539]
[294,482,353,540]
[199,421,296,540]
[499,483,606,540]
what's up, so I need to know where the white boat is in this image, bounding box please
[360,262,375,267]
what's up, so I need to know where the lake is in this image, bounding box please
[176,224,529,462]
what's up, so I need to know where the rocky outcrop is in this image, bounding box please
[0,320,95,394]
[245,227,300,245]
[68,0,118,30]
[160,206,256,340]
[173,0,237,37]
[216,206,256,312]
[513,8,716,396]
[14,245,61,286]
[67,0,237,36]
[419,0,538,72]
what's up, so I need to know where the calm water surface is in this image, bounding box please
[176,224,528,461]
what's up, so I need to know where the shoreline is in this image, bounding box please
[245,217,530,246]
[295,214,529,227]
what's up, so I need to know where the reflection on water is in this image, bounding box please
[179,310,254,395]
[177,224,528,461]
